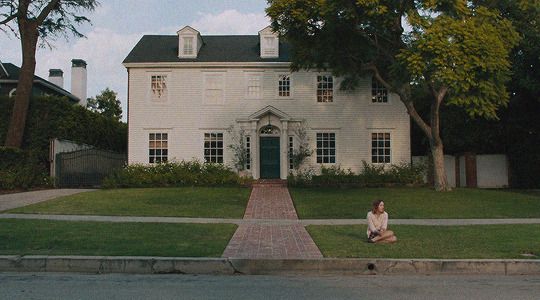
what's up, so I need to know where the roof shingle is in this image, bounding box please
[123,35,291,64]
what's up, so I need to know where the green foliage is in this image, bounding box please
[0,1,99,43]
[289,121,312,171]
[87,88,123,121]
[0,96,127,190]
[288,162,425,188]
[226,125,250,171]
[267,0,531,190]
[103,160,253,188]
[0,147,51,190]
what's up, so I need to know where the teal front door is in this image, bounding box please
[260,137,280,179]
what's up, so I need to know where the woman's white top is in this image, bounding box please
[366,211,388,237]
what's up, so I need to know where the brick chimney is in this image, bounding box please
[71,59,87,107]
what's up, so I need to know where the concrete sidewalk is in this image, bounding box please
[0,189,95,212]
[2,213,540,226]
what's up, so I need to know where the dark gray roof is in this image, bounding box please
[123,35,291,64]
[0,62,78,101]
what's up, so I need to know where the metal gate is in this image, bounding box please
[55,149,126,187]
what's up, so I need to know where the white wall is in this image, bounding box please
[476,154,508,188]
[127,67,411,177]
[412,155,456,187]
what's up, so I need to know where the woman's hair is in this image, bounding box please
[371,199,384,214]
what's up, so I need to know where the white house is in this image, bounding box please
[122,26,411,180]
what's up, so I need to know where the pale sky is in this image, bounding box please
[0,0,270,121]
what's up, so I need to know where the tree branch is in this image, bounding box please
[0,12,17,25]
[36,0,60,24]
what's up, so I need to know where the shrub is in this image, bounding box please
[288,161,426,188]
[0,96,127,190]
[103,160,253,188]
[0,147,51,190]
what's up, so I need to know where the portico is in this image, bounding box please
[237,105,301,180]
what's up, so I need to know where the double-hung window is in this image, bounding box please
[149,133,168,163]
[372,77,388,103]
[278,74,291,97]
[316,133,336,163]
[246,73,262,99]
[317,75,333,102]
[204,133,223,163]
[203,72,225,105]
[371,133,391,163]
[183,37,194,55]
[151,75,167,100]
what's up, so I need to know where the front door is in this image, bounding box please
[260,137,280,179]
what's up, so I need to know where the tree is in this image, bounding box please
[267,0,522,191]
[87,88,122,121]
[1,0,98,148]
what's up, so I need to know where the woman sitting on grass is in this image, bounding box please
[367,199,397,243]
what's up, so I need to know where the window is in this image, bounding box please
[151,75,167,99]
[278,74,290,97]
[204,73,225,105]
[245,136,251,170]
[183,37,193,55]
[371,133,391,163]
[372,77,388,103]
[289,136,294,170]
[246,73,262,99]
[204,133,223,163]
[317,75,333,102]
[316,133,336,164]
[149,133,168,163]
[263,36,277,56]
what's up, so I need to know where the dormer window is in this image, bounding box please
[177,26,201,58]
[263,37,277,56]
[259,26,279,58]
[183,37,193,55]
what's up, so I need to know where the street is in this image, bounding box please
[1,273,539,299]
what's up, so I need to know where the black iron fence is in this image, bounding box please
[55,149,126,187]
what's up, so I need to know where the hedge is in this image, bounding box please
[288,162,426,188]
[0,96,127,190]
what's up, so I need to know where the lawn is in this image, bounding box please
[307,224,540,259]
[6,187,251,218]
[0,219,237,257]
[290,187,540,219]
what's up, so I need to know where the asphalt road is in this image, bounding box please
[1,273,539,300]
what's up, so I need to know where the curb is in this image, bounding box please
[1,256,539,275]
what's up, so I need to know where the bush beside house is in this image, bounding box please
[103,161,252,188]
[0,96,127,190]
[288,162,425,188]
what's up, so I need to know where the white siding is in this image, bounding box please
[128,67,411,175]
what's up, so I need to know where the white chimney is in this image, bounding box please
[71,59,87,107]
[48,69,64,88]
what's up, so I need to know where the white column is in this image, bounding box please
[250,121,259,179]
[280,121,289,179]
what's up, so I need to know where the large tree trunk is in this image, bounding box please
[430,136,450,191]
[4,20,39,148]
[398,84,451,191]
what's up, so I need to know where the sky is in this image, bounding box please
[0,0,271,121]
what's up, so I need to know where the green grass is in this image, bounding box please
[0,219,237,257]
[291,187,540,219]
[7,187,251,218]
[307,224,540,259]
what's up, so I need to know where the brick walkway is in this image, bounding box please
[222,183,323,259]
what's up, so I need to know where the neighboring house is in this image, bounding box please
[123,26,411,179]
[0,59,88,106]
